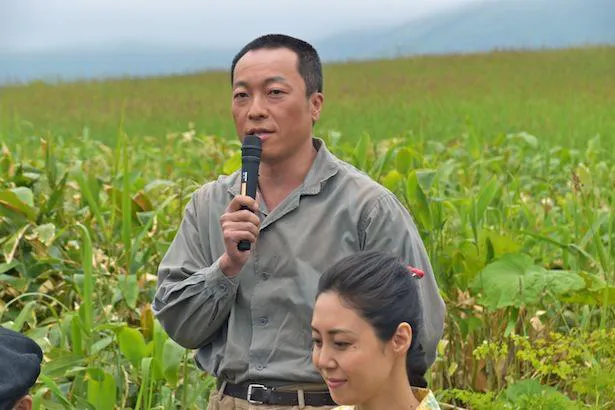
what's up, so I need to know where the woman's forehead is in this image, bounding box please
[312,292,365,329]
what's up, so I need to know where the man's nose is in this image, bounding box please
[248,95,267,120]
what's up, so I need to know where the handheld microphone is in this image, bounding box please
[237,134,262,251]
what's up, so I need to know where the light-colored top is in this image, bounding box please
[152,138,445,385]
[332,387,441,409]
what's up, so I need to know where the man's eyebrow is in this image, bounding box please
[265,76,288,84]
[233,76,289,88]
[233,80,249,88]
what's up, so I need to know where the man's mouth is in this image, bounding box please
[247,129,274,137]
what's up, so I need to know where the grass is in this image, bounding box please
[1,45,614,148]
[1,45,614,409]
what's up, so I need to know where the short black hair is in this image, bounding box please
[1,395,21,410]
[230,33,323,96]
[316,251,429,388]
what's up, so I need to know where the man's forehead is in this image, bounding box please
[234,48,298,74]
[240,46,297,61]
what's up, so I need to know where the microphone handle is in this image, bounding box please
[238,156,260,251]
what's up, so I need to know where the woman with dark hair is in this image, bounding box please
[310,251,441,410]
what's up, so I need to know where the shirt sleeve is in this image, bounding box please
[152,188,239,349]
[359,192,446,367]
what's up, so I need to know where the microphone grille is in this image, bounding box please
[242,134,262,158]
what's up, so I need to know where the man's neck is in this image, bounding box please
[257,138,318,212]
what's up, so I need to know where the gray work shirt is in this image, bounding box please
[152,138,445,385]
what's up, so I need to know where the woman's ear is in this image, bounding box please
[14,395,33,410]
[391,322,412,355]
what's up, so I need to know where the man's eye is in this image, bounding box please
[234,92,248,99]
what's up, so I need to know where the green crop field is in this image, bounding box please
[1,45,614,409]
[2,45,614,148]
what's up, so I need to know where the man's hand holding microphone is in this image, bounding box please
[219,135,262,277]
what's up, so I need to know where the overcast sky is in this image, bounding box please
[0,0,484,53]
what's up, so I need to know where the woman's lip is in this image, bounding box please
[326,379,347,389]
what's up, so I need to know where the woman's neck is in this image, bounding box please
[356,369,420,410]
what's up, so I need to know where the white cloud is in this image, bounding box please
[0,0,480,52]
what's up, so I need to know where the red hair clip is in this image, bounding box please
[407,265,424,278]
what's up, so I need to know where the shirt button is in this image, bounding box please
[261,272,269,280]
[256,364,264,371]
[259,317,268,325]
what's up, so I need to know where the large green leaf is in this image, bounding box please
[222,151,241,175]
[353,133,370,170]
[406,170,431,230]
[484,230,522,259]
[502,379,575,408]
[11,300,37,331]
[32,223,56,246]
[0,188,37,221]
[38,374,74,409]
[118,274,139,309]
[151,319,168,382]
[11,187,35,207]
[506,131,539,149]
[0,260,19,274]
[380,169,402,192]
[118,326,147,369]
[87,369,116,410]
[471,253,586,310]
[2,224,30,263]
[474,176,500,223]
[42,352,85,378]
[559,271,615,305]
[163,337,186,387]
[39,171,68,220]
[416,169,437,192]
[395,147,412,175]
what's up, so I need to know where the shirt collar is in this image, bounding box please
[227,137,340,197]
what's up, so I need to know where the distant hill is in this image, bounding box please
[0,47,234,85]
[313,0,615,61]
[1,0,614,85]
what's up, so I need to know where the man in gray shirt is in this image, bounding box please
[153,33,445,409]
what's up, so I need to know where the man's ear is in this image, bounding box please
[310,92,324,123]
[13,394,33,410]
[391,322,412,356]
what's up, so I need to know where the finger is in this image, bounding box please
[221,210,261,226]
[222,221,260,238]
[227,195,259,212]
[226,230,258,245]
